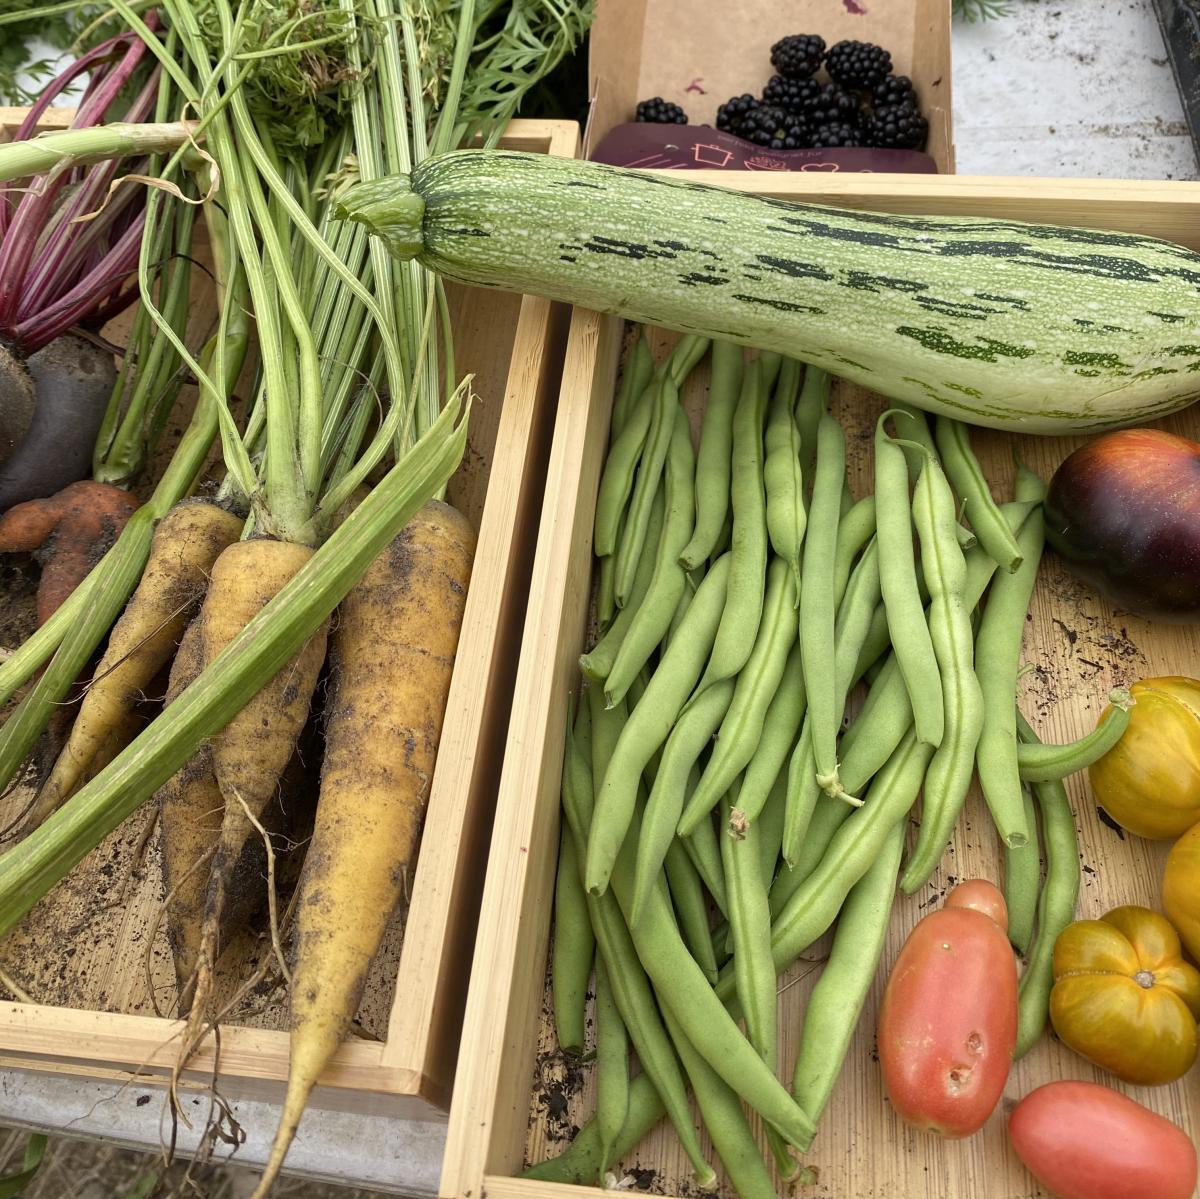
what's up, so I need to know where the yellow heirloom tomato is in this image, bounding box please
[1089,677,1200,839]
[1164,821,1200,965]
[1050,906,1200,1086]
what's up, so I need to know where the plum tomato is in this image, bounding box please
[1009,1080,1198,1199]
[877,879,1017,1137]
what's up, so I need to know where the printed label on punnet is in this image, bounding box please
[590,124,938,174]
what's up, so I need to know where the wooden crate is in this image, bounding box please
[443,171,1200,1198]
[0,108,577,1122]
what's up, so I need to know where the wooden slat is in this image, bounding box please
[440,308,623,1199]
[443,174,1200,1199]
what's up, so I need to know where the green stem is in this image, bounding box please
[0,122,195,184]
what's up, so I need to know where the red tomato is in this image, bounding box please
[945,878,1009,931]
[1009,1081,1198,1199]
[877,879,1017,1137]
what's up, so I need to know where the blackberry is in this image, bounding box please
[805,82,862,128]
[862,102,928,150]
[769,33,826,81]
[716,93,760,135]
[636,96,688,125]
[761,74,823,115]
[825,40,893,89]
[739,104,810,150]
[872,74,917,110]
[811,121,861,148]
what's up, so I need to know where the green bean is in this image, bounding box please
[720,796,776,1066]
[770,793,850,920]
[665,569,699,649]
[694,359,768,696]
[587,556,731,895]
[610,331,654,438]
[613,376,679,605]
[581,488,665,682]
[634,680,735,922]
[899,453,985,894]
[800,412,846,796]
[605,407,697,707]
[837,528,1017,791]
[594,348,659,559]
[782,721,821,867]
[955,522,978,550]
[666,335,712,387]
[764,358,805,589]
[563,701,714,1184]
[711,504,734,563]
[720,794,797,1185]
[597,553,618,630]
[975,464,1047,848]
[521,1073,666,1183]
[660,1005,779,1199]
[614,808,815,1149]
[790,815,904,1149]
[682,803,729,917]
[561,700,710,1180]
[717,774,786,955]
[875,412,944,748]
[758,350,783,390]
[795,365,829,488]
[609,338,700,595]
[1016,689,1133,781]
[1005,784,1041,956]
[935,415,1024,574]
[851,599,890,685]
[732,641,805,824]
[1015,712,1081,1059]
[834,538,883,696]
[756,772,787,887]
[664,837,721,984]
[680,339,742,571]
[594,956,629,1176]
[889,406,938,483]
[766,729,932,982]
[679,557,796,834]
[551,825,594,1055]
[784,534,881,856]
[832,495,876,609]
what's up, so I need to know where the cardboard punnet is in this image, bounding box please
[586,0,954,172]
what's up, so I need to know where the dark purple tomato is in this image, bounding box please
[1045,428,1200,621]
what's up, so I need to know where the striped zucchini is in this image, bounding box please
[339,151,1200,433]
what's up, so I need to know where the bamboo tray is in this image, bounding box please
[443,171,1200,1197]
[0,108,577,1122]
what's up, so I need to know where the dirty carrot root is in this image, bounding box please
[0,480,139,624]
[155,617,223,1009]
[252,500,475,1197]
[178,537,331,1069]
[29,500,243,828]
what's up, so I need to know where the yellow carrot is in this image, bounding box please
[252,501,475,1196]
[30,500,243,828]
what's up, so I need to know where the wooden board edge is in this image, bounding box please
[477,1175,609,1199]
[0,1002,434,1097]
[439,308,623,1199]
[379,290,569,1087]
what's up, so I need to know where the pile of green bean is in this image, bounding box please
[528,332,1122,1195]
